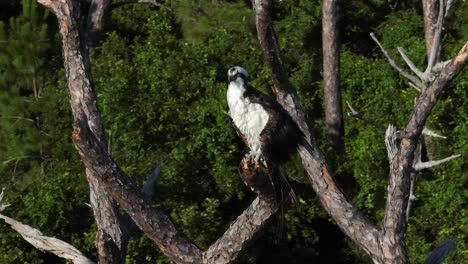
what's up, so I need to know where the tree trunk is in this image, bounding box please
[322,0,344,149]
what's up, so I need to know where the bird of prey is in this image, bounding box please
[227,66,299,205]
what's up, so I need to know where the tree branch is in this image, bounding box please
[425,0,445,73]
[0,189,94,264]
[37,1,289,263]
[422,127,446,139]
[111,0,172,11]
[381,42,467,263]
[36,0,202,263]
[251,0,313,143]
[252,0,382,261]
[370,33,425,89]
[0,214,95,264]
[203,197,278,263]
[346,101,388,131]
[121,161,165,232]
[414,154,460,171]
[86,0,111,54]
[397,47,425,79]
[423,0,438,59]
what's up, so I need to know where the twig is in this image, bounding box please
[445,0,455,17]
[370,33,425,89]
[112,0,172,11]
[346,101,387,131]
[409,82,422,92]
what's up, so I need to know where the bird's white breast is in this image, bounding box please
[227,80,269,156]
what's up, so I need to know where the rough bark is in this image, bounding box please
[31,0,468,263]
[322,0,344,148]
[87,172,129,264]
[381,42,467,264]
[203,197,278,263]
[36,0,284,263]
[252,0,382,260]
[252,0,467,263]
[37,1,202,263]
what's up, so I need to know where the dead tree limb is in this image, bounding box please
[422,0,443,64]
[252,0,382,261]
[381,42,467,263]
[34,0,286,263]
[203,197,278,263]
[86,0,111,54]
[322,0,344,148]
[0,189,94,264]
[253,0,467,263]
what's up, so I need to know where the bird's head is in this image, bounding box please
[228,66,249,83]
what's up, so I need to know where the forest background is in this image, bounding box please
[0,0,466,263]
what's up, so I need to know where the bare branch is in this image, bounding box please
[0,116,36,123]
[409,81,422,92]
[86,0,111,54]
[346,101,387,131]
[112,0,172,11]
[381,41,467,263]
[37,0,202,262]
[203,197,278,263]
[445,0,455,18]
[398,47,425,78]
[370,33,425,89]
[425,0,446,72]
[414,154,460,171]
[433,59,452,72]
[406,42,468,137]
[122,161,165,232]
[422,127,447,139]
[253,1,381,260]
[0,188,11,211]
[251,0,313,143]
[0,190,94,264]
[405,173,417,222]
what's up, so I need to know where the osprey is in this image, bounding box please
[227,66,299,204]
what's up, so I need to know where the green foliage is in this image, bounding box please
[0,0,466,263]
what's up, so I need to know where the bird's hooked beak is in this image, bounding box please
[228,74,237,83]
[228,66,249,83]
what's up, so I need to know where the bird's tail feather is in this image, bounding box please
[277,164,299,207]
